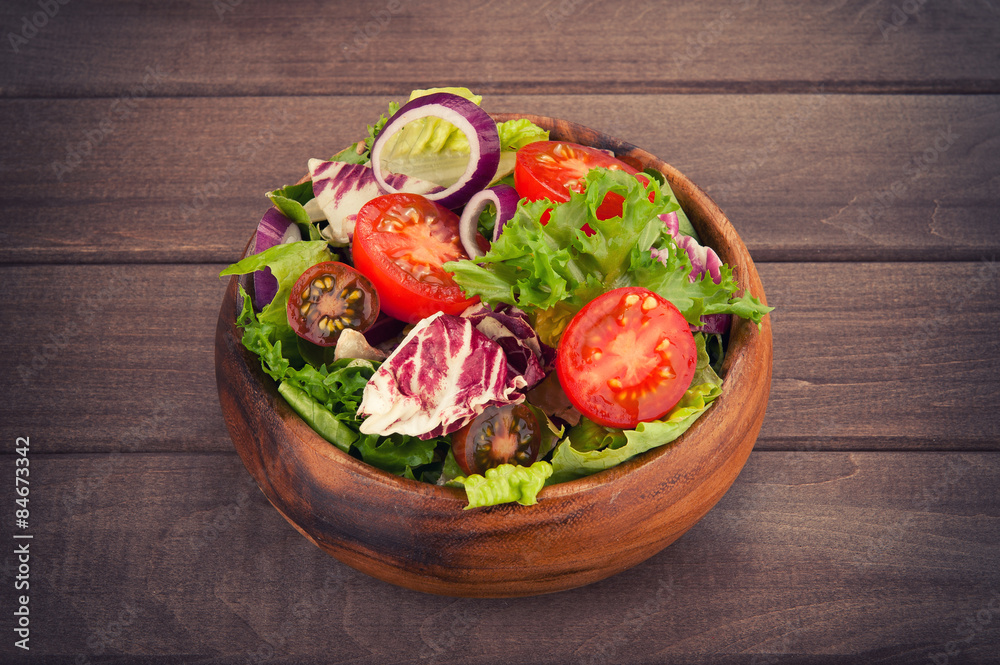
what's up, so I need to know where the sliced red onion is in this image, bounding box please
[252,208,301,309]
[370,92,500,210]
[457,184,520,259]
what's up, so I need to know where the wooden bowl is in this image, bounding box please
[215,114,772,597]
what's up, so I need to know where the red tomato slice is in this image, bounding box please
[352,193,479,324]
[514,141,647,223]
[556,287,697,429]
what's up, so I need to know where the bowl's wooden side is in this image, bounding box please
[215,116,772,597]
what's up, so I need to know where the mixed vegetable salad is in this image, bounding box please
[221,87,771,509]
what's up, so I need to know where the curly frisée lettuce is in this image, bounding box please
[452,462,553,509]
[547,333,724,484]
[444,168,772,346]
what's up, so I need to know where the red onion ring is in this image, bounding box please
[457,184,521,259]
[370,92,500,210]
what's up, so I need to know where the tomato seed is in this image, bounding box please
[608,378,623,391]
[624,294,640,308]
[641,296,658,312]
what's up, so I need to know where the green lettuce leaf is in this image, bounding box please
[446,168,770,345]
[452,462,554,509]
[642,167,698,240]
[364,100,401,155]
[234,286,443,477]
[355,434,437,476]
[498,118,549,151]
[265,182,324,242]
[330,142,369,165]
[278,382,357,452]
[221,240,332,328]
[548,333,723,484]
[437,448,465,485]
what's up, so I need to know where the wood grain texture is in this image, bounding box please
[1,0,999,97]
[2,451,996,662]
[2,261,997,454]
[1,94,997,265]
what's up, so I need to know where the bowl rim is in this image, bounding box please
[219,112,771,510]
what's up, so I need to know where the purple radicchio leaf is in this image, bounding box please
[357,312,526,439]
[308,159,441,244]
[460,302,555,389]
[655,211,731,334]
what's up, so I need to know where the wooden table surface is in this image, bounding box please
[1,1,998,663]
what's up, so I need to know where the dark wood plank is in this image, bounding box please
[1,262,997,454]
[0,264,231,453]
[3,451,996,663]
[764,261,1000,450]
[1,94,997,265]
[1,1,999,97]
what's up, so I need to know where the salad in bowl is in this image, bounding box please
[215,87,772,596]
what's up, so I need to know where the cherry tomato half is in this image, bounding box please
[514,141,647,222]
[352,193,481,324]
[286,261,379,347]
[556,287,697,429]
[452,404,541,476]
